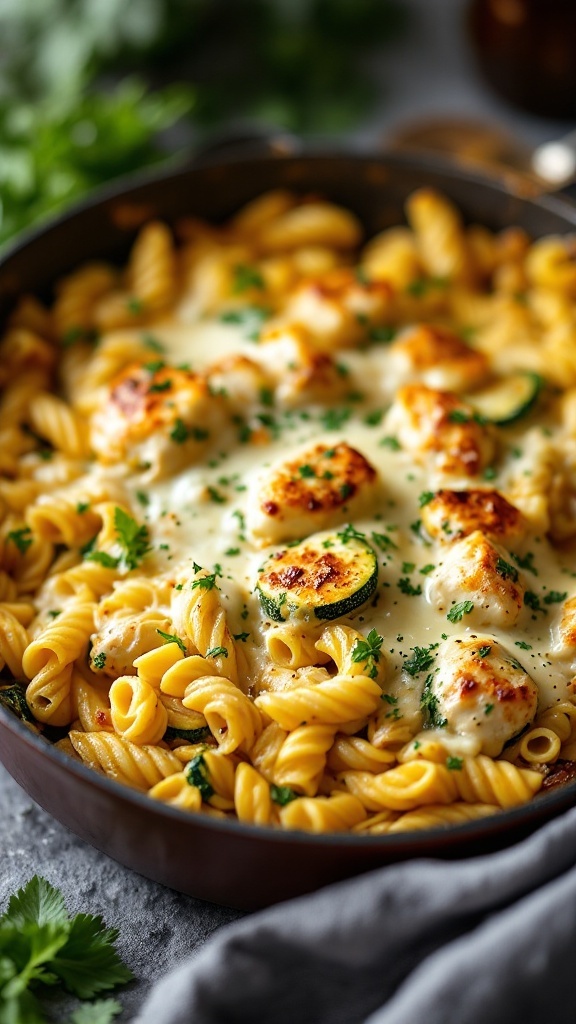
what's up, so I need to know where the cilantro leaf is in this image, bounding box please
[85,551,120,569]
[2,877,68,931]
[113,507,150,571]
[69,999,122,1024]
[51,915,133,999]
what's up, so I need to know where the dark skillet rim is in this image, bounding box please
[3,699,576,851]
[2,146,576,852]
[2,146,576,269]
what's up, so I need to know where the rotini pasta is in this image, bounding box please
[2,187,576,837]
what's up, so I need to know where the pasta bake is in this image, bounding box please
[3,185,576,836]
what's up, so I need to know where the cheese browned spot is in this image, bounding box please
[386,384,496,476]
[422,489,526,545]
[247,441,378,545]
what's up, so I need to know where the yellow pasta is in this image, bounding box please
[183,676,263,755]
[234,762,272,825]
[4,187,576,837]
[255,674,382,731]
[23,601,95,725]
[69,730,182,790]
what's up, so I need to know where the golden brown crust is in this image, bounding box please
[388,384,495,476]
[422,489,526,544]
[259,442,376,519]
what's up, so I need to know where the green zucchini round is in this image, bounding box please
[257,531,378,622]
[468,372,543,426]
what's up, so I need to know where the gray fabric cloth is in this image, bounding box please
[134,806,576,1024]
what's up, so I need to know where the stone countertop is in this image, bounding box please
[2,1,574,1019]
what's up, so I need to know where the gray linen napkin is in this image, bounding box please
[133,806,576,1024]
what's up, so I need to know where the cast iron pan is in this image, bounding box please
[2,147,576,910]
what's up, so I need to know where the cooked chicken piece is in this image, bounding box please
[421,489,526,546]
[426,531,525,629]
[247,441,378,545]
[428,635,538,756]
[91,362,224,477]
[281,268,393,350]
[385,384,496,477]
[387,324,489,392]
[206,355,273,410]
[257,324,348,407]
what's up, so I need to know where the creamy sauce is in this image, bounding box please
[64,310,576,742]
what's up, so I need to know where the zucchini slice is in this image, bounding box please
[468,372,542,426]
[0,682,34,723]
[257,531,378,622]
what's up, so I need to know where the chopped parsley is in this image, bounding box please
[320,407,351,431]
[524,591,546,614]
[515,641,532,650]
[511,551,538,576]
[136,491,150,507]
[206,646,228,659]
[76,501,90,514]
[420,563,436,575]
[446,600,474,623]
[363,409,384,427]
[351,628,384,679]
[298,464,316,479]
[186,754,214,800]
[419,491,435,507]
[270,784,298,806]
[404,645,437,677]
[127,296,144,314]
[369,325,396,343]
[219,305,272,341]
[544,591,567,605]
[113,507,150,571]
[93,652,107,670]
[191,572,218,591]
[156,629,186,654]
[484,704,494,715]
[476,645,492,658]
[380,435,401,451]
[337,523,366,544]
[207,486,226,504]
[397,578,422,597]
[233,632,250,642]
[446,755,463,771]
[371,531,398,552]
[142,334,165,353]
[7,527,33,554]
[402,561,415,574]
[85,551,120,569]
[420,673,447,729]
[232,264,265,293]
[495,557,519,583]
[148,379,172,394]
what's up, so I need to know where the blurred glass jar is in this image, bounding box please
[469,0,576,118]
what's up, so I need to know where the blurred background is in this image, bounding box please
[1,0,575,250]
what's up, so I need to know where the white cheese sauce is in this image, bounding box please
[80,314,575,729]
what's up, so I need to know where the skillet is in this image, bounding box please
[1,146,576,910]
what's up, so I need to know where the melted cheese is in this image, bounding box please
[61,311,575,749]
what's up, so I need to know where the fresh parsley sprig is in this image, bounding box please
[351,628,384,679]
[0,876,132,1023]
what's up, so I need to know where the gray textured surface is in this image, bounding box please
[1,1,572,1020]
[0,765,241,1021]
